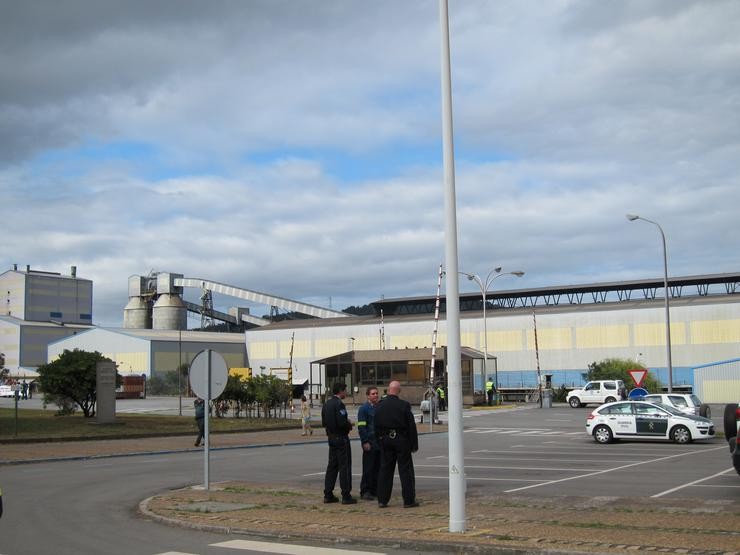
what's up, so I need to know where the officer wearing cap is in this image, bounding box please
[374,380,419,508]
[321,381,356,504]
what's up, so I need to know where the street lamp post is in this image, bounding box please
[626,214,673,392]
[461,268,525,398]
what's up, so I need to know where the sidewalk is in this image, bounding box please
[140,480,740,555]
[4,424,739,554]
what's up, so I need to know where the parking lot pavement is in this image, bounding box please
[448,405,738,502]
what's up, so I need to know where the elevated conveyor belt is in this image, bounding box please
[182,301,271,326]
[175,277,349,319]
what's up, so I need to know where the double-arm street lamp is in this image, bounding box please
[626,214,673,392]
[461,268,525,396]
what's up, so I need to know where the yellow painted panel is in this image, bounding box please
[389,335,433,349]
[230,367,252,379]
[354,337,379,350]
[279,340,293,359]
[702,380,740,402]
[634,323,664,346]
[291,340,311,357]
[527,328,573,350]
[460,332,476,348]
[315,338,346,358]
[249,341,276,358]
[110,352,147,373]
[634,322,686,346]
[691,320,740,344]
[488,330,523,352]
[575,325,629,349]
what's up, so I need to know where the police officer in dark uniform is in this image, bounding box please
[374,380,419,508]
[321,382,357,504]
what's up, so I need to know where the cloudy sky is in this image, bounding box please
[2,0,738,327]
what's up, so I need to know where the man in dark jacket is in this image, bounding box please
[321,382,356,504]
[194,398,205,447]
[374,380,419,508]
[357,386,380,500]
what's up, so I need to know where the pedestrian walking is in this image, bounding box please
[321,382,356,504]
[21,381,28,400]
[357,386,380,500]
[194,398,205,447]
[374,380,419,508]
[300,395,313,436]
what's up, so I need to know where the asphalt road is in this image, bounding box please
[0,403,736,555]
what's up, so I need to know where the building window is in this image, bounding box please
[50,311,62,318]
[80,313,92,320]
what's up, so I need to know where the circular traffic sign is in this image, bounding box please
[628,387,649,400]
[189,349,228,400]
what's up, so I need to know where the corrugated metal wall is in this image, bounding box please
[694,358,740,403]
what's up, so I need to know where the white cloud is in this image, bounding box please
[1,0,738,326]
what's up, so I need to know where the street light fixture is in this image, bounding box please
[626,213,673,392]
[460,268,525,399]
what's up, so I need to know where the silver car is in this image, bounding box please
[642,393,710,418]
[586,400,715,444]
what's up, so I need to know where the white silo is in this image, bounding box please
[123,275,153,329]
[123,295,151,329]
[152,293,187,330]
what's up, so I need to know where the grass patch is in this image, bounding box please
[0,407,298,441]
[222,486,306,497]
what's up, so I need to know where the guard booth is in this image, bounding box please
[310,346,483,406]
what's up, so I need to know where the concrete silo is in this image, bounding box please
[151,273,187,330]
[123,275,152,329]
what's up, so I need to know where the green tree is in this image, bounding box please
[37,349,114,417]
[585,358,662,393]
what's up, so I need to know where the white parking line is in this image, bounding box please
[417,474,544,482]
[417,463,602,472]
[504,444,728,493]
[651,466,736,498]
[465,456,644,463]
[212,539,383,554]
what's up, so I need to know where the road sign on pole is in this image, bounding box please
[189,349,228,400]
[628,369,647,388]
[189,349,228,490]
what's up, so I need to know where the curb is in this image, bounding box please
[137,493,586,555]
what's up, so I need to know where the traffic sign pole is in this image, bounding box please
[189,348,227,492]
[205,349,211,490]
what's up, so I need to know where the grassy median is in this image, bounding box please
[0,408,298,442]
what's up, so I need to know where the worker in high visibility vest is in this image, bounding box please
[435,384,446,411]
[486,379,494,406]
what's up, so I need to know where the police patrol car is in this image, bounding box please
[586,400,715,444]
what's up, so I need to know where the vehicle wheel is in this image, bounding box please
[670,425,692,444]
[593,425,613,444]
[699,404,711,419]
[729,436,738,454]
[605,396,616,403]
[723,403,738,439]
[569,397,581,408]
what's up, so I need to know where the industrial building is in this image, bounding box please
[243,273,740,404]
[4,265,737,405]
[47,328,246,379]
[0,265,93,378]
